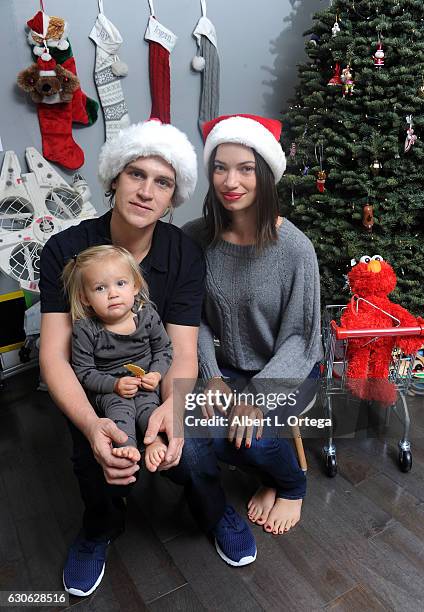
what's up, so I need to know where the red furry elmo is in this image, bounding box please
[340,255,423,406]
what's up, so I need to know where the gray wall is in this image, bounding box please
[0,0,326,293]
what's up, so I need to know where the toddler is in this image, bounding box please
[62,245,173,471]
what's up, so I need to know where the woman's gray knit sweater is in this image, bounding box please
[183,218,323,391]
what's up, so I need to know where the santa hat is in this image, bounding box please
[98,120,198,205]
[27,10,49,38]
[27,10,69,53]
[37,56,57,77]
[202,114,286,183]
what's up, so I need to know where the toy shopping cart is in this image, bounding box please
[320,304,424,477]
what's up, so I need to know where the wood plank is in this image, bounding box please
[357,472,424,541]
[325,583,387,611]
[272,524,357,603]
[131,469,198,543]
[370,522,424,581]
[301,477,423,609]
[14,513,66,591]
[163,531,264,612]
[147,584,206,612]
[113,500,187,604]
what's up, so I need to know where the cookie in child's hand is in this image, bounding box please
[124,363,146,377]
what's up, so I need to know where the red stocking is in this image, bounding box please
[37,102,84,170]
[148,41,171,124]
[61,55,98,126]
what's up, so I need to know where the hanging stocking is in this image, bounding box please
[27,9,99,126]
[144,0,177,124]
[17,56,84,169]
[89,0,130,142]
[192,0,220,135]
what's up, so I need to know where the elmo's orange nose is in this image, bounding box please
[367,260,381,273]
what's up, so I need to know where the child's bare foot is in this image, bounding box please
[112,446,141,463]
[144,436,167,472]
[264,498,302,535]
[247,486,276,525]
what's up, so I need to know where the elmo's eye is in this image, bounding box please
[372,255,384,262]
[359,255,371,264]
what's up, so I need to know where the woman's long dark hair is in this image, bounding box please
[202,147,280,250]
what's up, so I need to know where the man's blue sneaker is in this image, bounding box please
[63,535,109,597]
[212,505,257,566]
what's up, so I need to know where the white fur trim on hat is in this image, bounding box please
[203,116,286,183]
[98,121,197,206]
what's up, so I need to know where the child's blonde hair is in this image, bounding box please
[62,245,149,321]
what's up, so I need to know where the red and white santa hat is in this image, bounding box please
[37,57,57,77]
[27,10,69,55]
[98,120,198,206]
[202,114,286,183]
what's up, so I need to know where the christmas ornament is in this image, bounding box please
[417,78,424,99]
[373,42,385,68]
[192,0,220,135]
[341,65,354,97]
[17,57,84,169]
[17,56,78,104]
[405,115,417,152]
[289,142,296,157]
[315,143,326,192]
[27,9,99,127]
[316,170,327,192]
[145,0,177,124]
[0,147,96,292]
[362,204,374,231]
[332,16,340,37]
[89,0,130,142]
[341,257,424,406]
[370,159,382,175]
[327,62,342,86]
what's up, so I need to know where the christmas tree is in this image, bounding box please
[279,0,424,314]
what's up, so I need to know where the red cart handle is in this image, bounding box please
[331,320,424,340]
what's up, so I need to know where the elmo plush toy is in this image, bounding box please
[340,255,423,406]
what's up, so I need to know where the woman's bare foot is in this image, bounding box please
[264,498,302,534]
[247,486,276,525]
[112,445,141,462]
[144,436,167,472]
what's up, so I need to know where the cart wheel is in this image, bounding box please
[398,449,412,473]
[325,454,338,478]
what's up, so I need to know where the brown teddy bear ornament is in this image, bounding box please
[18,56,79,104]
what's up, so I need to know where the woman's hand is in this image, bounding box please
[114,376,141,398]
[228,402,264,449]
[202,376,234,418]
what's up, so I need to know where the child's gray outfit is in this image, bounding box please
[72,303,172,447]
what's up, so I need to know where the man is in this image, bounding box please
[39,120,256,598]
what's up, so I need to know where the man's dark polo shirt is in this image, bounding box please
[39,210,206,326]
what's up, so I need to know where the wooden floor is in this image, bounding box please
[1,368,424,612]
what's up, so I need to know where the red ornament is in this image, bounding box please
[362,204,374,232]
[327,62,342,86]
[316,170,326,192]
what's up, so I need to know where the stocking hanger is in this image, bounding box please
[148,0,156,16]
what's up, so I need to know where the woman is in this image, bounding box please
[184,114,323,534]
